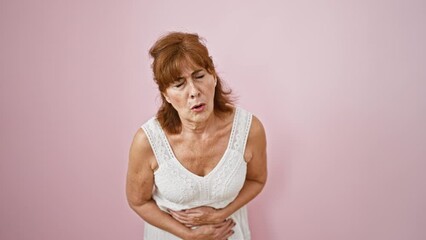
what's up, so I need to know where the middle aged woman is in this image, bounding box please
[126,32,267,240]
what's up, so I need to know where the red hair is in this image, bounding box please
[149,32,234,133]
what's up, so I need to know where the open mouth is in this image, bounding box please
[191,103,205,110]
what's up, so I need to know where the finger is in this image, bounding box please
[184,208,203,214]
[170,210,192,221]
[213,218,233,228]
[217,221,235,240]
[223,230,234,240]
[171,213,204,226]
[169,210,189,217]
[176,212,204,224]
[222,219,235,231]
[169,212,193,224]
[172,211,201,223]
[185,212,203,217]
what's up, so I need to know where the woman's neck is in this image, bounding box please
[180,113,218,137]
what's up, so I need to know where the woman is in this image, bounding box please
[126,32,267,240]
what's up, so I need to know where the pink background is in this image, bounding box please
[1,0,425,239]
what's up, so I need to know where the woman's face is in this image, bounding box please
[163,64,216,125]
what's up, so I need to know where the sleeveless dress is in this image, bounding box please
[141,107,252,240]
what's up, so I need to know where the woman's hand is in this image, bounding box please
[185,218,235,240]
[169,206,226,227]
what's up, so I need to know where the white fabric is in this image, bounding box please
[141,107,252,240]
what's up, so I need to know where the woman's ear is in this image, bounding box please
[162,92,171,103]
[212,73,217,86]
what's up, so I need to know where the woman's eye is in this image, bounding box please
[174,82,184,88]
[196,75,205,79]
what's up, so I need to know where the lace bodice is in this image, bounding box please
[142,107,252,211]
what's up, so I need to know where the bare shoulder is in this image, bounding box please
[126,127,157,206]
[131,128,150,151]
[245,114,267,162]
[244,114,267,184]
[249,115,266,140]
[128,128,157,171]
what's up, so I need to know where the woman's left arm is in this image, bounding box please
[216,115,267,218]
[170,115,267,226]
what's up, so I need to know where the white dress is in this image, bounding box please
[141,107,252,240]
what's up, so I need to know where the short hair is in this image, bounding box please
[149,32,234,133]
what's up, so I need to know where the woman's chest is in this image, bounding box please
[168,130,231,177]
[153,150,247,207]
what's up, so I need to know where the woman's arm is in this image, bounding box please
[219,115,268,217]
[126,128,235,240]
[169,115,267,226]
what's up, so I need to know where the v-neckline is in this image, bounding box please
[157,108,239,179]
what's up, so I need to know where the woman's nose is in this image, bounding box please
[189,82,200,98]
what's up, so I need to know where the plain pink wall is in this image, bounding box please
[1,0,425,239]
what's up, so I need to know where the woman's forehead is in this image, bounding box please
[178,68,204,79]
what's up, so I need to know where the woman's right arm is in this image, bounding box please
[126,128,234,240]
